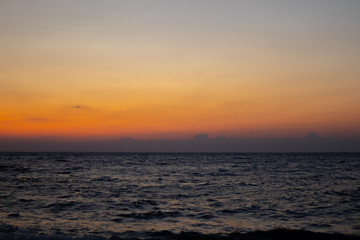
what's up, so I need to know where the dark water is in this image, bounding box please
[0,153,359,239]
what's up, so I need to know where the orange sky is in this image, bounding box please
[1,1,360,139]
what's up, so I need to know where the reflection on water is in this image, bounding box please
[0,153,359,239]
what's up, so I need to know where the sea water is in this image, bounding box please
[0,153,359,239]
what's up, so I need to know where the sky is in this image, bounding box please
[1,0,360,141]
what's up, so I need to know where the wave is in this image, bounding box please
[115,210,181,220]
[1,229,360,240]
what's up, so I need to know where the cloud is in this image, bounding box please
[25,118,50,122]
[193,133,209,141]
[70,105,102,112]
[72,105,85,109]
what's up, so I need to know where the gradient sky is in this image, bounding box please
[1,0,360,140]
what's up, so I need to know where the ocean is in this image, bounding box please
[0,152,359,240]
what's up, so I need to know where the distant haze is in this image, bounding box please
[1,133,359,152]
